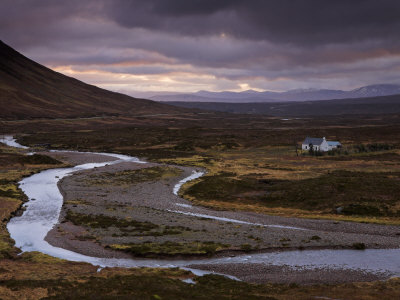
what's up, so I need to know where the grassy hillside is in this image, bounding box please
[0,41,187,120]
[165,94,400,116]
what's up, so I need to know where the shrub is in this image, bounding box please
[352,243,366,250]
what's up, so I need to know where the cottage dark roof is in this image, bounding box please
[303,137,324,145]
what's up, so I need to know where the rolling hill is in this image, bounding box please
[0,41,186,120]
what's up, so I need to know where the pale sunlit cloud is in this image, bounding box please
[52,65,237,94]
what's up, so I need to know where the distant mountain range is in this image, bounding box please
[150,84,400,103]
[0,41,185,120]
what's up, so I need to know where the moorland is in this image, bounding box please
[0,40,400,299]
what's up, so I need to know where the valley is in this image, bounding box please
[1,108,400,299]
[0,40,399,299]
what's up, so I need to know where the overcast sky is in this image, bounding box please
[1,0,400,96]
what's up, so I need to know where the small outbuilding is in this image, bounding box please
[302,137,341,152]
[327,141,342,151]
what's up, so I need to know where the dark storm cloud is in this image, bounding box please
[2,0,400,54]
[1,0,399,92]
[104,0,400,45]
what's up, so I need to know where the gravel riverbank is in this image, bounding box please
[43,151,400,284]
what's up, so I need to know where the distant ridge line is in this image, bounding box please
[150,84,400,103]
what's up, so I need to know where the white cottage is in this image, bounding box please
[302,137,341,152]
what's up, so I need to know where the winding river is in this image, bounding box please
[1,135,400,279]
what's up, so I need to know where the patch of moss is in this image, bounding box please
[65,211,158,230]
[0,186,23,199]
[0,233,16,259]
[240,244,252,252]
[20,252,67,264]
[64,199,91,206]
[65,211,190,237]
[108,241,230,257]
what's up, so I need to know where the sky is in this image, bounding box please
[1,0,400,97]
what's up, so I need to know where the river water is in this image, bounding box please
[1,135,399,278]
